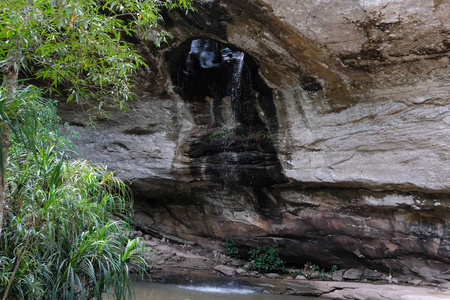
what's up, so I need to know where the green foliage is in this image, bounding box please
[0,90,146,299]
[0,86,76,194]
[330,264,338,273]
[247,245,285,273]
[0,0,193,109]
[5,87,74,154]
[224,238,239,259]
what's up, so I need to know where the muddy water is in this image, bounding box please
[133,282,318,300]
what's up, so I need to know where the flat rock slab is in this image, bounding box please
[306,281,450,300]
[266,273,281,279]
[214,265,236,276]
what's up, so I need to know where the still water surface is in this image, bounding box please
[133,282,317,300]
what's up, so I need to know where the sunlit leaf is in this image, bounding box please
[1,0,193,111]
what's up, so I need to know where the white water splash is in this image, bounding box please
[177,285,255,294]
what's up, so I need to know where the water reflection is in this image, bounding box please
[133,282,316,300]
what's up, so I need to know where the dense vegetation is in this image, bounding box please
[0,87,146,299]
[0,1,193,298]
[0,0,193,233]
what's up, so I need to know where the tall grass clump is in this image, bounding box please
[0,87,146,300]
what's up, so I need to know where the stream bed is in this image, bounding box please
[132,282,318,300]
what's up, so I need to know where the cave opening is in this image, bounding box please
[166,38,287,206]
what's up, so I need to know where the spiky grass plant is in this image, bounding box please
[0,87,146,300]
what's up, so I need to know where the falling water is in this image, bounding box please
[218,47,246,185]
[179,38,286,188]
[225,48,246,115]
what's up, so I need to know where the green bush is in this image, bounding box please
[247,245,285,273]
[0,89,146,300]
[224,238,239,259]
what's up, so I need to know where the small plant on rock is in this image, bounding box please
[224,238,240,259]
[327,265,338,277]
[247,245,285,273]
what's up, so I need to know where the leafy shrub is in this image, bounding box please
[247,245,285,273]
[0,89,146,300]
[224,238,239,259]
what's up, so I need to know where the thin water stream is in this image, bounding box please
[132,282,318,300]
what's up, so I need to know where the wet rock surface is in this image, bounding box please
[171,38,287,188]
[60,0,450,283]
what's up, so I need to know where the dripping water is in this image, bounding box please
[176,38,287,189]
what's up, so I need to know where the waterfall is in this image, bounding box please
[178,38,286,188]
[228,50,245,113]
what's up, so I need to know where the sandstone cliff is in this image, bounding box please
[59,0,450,281]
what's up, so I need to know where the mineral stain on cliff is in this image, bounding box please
[168,38,286,188]
[166,38,289,217]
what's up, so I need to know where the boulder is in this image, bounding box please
[363,269,384,281]
[236,268,247,276]
[295,275,307,280]
[332,269,346,282]
[343,269,364,281]
[214,265,236,276]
